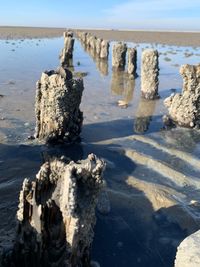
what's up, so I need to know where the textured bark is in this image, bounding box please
[86,34,92,47]
[164,64,200,128]
[35,67,84,143]
[79,32,87,43]
[141,49,159,99]
[100,40,109,60]
[127,48,137,76]
[6,154,105,267]
[60,37,75,66]
[112,42,127,70]
[89,36,96,50]
[63,31,73,38]
[95,38,102,56]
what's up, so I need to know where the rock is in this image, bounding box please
[35,67,84,143]
[164,64,200,128]
[6,154,105,267]
[127,47,137,76]
[141,49,159,99]
[175,230,200,267]
[100,40,109,59]
[112,42,127,70]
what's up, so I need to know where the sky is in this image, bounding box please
[0,0,200,31]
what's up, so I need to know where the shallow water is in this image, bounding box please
[0,36,200,266]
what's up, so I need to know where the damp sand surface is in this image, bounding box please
[0,33,200,266]
[0,26,65,39]
[80,29,200,47]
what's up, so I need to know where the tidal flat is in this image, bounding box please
[0,28,200,267]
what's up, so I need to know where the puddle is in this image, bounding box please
[0,37,200,266]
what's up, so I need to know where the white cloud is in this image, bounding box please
[103,0,200,30]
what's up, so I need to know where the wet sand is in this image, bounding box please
[0,26,65,39]
[1,31,200,266]
[0,27,200,47]
[79,29,200,47]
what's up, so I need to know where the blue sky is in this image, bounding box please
[0,0,200,31]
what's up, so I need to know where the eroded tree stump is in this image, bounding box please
[35,67,84,143]
[5,154,105,267]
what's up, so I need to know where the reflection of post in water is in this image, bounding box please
[119,78,135,107]
[134,98,156,133]
[111,71,135,108]
[96,57,109,76]
[111,70,125,96]
[80,41,87,52]
[86,46,96,62]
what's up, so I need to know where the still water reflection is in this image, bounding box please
[0,36,200,267]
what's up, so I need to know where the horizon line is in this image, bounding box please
[0,25,200,33]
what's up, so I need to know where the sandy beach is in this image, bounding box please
[0,26,65,39]
[0,27,200,47]
[80,29,200,47]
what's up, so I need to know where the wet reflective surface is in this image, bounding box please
[0,37,200,266]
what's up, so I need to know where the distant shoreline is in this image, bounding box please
[80,29,200,47]
[0,26,65,39]
[0,26,200,46]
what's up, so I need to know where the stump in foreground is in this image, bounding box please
[5,154,105,267]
